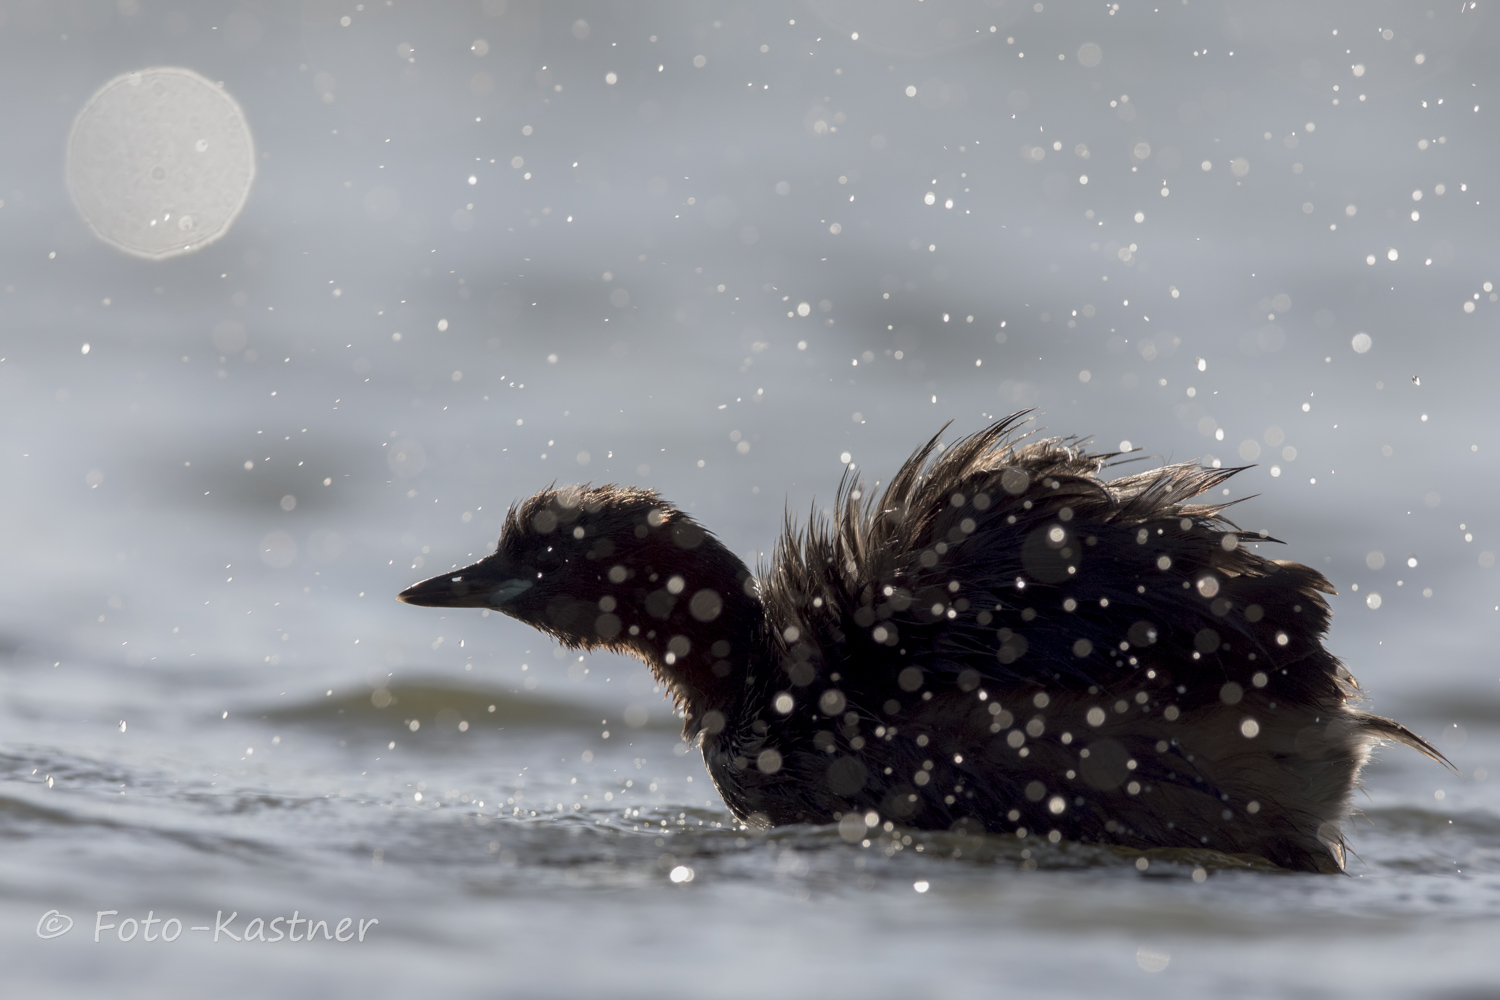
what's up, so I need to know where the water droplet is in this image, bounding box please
[67,67,255,259]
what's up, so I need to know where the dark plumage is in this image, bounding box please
[399,415,1443,872]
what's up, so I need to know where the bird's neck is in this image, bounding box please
[615,539,762,732]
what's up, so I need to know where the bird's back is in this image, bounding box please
[711,417,1439,871]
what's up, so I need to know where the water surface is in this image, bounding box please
[1,2,1497,996]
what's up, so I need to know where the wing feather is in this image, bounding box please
[761,414,1349,708]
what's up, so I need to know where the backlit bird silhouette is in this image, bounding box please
[399,415,1442,872]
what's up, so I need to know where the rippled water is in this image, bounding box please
[3,2,1499,996]
[5,655,1498,997]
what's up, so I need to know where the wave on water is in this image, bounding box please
[258,681,681,734]
[371,796,1288,885]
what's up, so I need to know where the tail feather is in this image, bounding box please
[1355,712,1455,771]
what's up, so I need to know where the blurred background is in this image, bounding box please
[1,1,1497,996]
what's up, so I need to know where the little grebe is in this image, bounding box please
[399,416,1442,872]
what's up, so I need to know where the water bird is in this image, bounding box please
[399,415,1443,873]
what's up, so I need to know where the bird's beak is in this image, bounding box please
[397,555,534,609]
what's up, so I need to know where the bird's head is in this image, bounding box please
[398,483,728,649]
